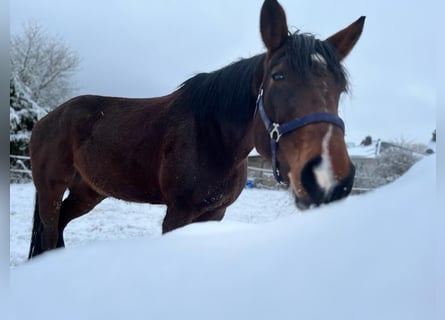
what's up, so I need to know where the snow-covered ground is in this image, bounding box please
[9,156,442,319]
[10,183,295,267]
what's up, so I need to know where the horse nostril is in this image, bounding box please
[301,158,355,206]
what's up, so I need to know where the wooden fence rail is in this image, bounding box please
[10,155,32,180]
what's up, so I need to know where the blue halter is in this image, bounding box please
[256,87,346,184]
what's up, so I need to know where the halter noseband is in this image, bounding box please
[256,87,345,184]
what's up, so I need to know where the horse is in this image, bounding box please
[28,0,365,258]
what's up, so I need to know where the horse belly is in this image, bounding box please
[73,150,164,205]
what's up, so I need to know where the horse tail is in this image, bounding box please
[28,192,41,259]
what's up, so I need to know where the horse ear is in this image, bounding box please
[260,0,288,53]
[325,16,366,60]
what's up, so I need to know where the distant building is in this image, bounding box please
[425,129,436,154]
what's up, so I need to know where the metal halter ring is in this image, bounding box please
[269,123,282,142]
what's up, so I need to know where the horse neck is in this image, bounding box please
[216,113,258,161]
[179,54,265,160]
[206,62,264,161]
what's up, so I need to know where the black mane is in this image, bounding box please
[176,54,265,124]
[176,32,347,124]
[285,31,348,90]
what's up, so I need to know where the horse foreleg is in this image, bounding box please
[193,207,226,223]
[162,205,196,234]
[162,205,227,234]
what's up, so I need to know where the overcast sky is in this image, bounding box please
[10,0,437,144]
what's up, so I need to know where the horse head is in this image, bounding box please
[254,0,365,209]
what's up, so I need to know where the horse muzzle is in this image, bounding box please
[293,159,356,210]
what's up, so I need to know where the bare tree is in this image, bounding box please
[10,21,80,110]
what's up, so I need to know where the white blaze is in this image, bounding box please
[313,125,337,193]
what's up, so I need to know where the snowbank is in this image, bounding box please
[9,156,439,320]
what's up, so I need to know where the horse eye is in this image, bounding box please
[272,72,285,81]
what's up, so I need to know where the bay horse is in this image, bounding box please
[28,0,365,258]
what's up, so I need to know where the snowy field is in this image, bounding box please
[10,183,295,267]
[9,156,442,319]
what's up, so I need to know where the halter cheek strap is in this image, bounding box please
[256,88,345,184]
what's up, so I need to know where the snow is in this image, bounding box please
[9,156,441,320]
[10,186,295,267]
[248,148,260,157]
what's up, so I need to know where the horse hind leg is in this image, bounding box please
[28,193,43,258]
[29,181,68,258]
[57,175,106,247]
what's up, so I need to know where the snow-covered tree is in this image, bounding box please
[10,21,80,111]
[10,73,46,156]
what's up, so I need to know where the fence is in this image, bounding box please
[246,166,285,190]
[10,155,32,182]
[11,150,426,194]
[11,155,369,193]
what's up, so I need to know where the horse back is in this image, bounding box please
[30,94,175,203]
